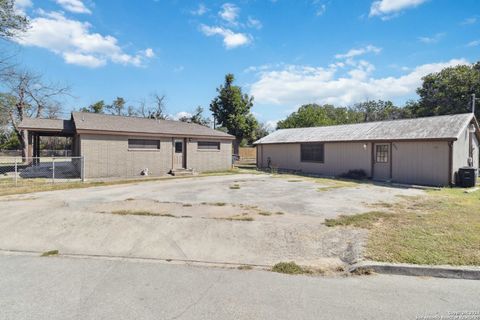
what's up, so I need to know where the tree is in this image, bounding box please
[412,62,480,118]
[179,106,210,126]
[138,93,169,120]
[210,74,258,149]
[277,104,362,129]
[353,100,407,122]
[1,69,69,157]
[81,100,106,113]
[0,0,29,40]
[107,97,126,115]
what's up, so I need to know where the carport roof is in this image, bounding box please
[254,113,478,144]
[18,118,75,135]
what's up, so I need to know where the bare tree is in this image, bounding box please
[1,69,70,157]
[137,93,169,120]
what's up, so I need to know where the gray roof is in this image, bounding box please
[254,113,477,145]
[71,112,234,139]
[18,118,75,134]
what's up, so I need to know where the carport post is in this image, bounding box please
[52,157,55,184]
[14,158,18,187]
[81,156,85,182]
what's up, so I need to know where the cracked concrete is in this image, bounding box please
[0,173,423,268]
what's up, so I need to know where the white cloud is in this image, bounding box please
[219,3,240,24]
[418,32,445,44]
[191,3,208,16]
[55,0,91,14]
[173,111,192,120]
[250,59,468,106]
[15,11,153,68]
[312,1,327,16]
[335,45,381,59]
[14,0,32,13]
[144,48,155,58]
[200,25,251,49]
[461,17,477,25]
[369,0,428,19]
[247,16,262,29]
[467,40,480,47]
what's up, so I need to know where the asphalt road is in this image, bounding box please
[0,254,479,320]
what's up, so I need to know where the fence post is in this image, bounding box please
[52,157,55,184]
[14,158,18,187]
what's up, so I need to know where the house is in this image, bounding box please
[19,112,235,179]
[254,113,480,186]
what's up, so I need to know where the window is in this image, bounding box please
[376,145,389,163]
[301,143,324,163]
[198,141,220,150]
[175,141,183,153]
[128,139,160,150]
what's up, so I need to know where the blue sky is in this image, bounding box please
[7,0,480,127]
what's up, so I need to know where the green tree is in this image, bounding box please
[179,106,210,126]
[353,100,407,122]
[210,74,258,148]
[81,100,106,113]
[108,97,126,115]
[0,0,29,40]
[277,104,362,129]
[412,62,480,118]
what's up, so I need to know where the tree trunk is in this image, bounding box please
[233,138,241,156]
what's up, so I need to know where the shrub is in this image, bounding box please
[339,169,368,180]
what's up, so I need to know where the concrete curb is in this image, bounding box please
[349,261,480,280]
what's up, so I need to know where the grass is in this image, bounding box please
[41,250,59,257]
[271,262,311,275]
[182,203,193,207]
[229,184,241,190]
[110,210,176,218]
[324,211,392,228]
[275,211,285,215]
[258,211,272,216]
[237,265,253,270]
[218,214,254,222]
[325,188,480,266]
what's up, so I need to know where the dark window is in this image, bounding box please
[175,141,183,153]
[376,145,389,163]
[128,139,160,150]
[301,143,324,163]
[198,141,220,150]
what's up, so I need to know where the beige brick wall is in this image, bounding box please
[80,134,172,179]
[186,138,232,172]
[80,134,233,178]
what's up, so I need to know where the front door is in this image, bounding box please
[174,139,186,169]
[373,143,391,181]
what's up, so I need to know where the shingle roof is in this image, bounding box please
[71,112,234,139]
[254,113,476,145]
[18,118,75,134]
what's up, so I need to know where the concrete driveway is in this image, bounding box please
[0,173,422,268]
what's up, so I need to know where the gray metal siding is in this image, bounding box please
[259,142,372,177]
[391,141,450,186]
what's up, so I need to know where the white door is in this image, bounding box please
[174,139,185,169]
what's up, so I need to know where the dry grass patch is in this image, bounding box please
[41,250,59,257]
[258,211,272,216]
[326,189,480,266]
[271,262,311,275]
[110,210,176,218]
[229,184,241,190]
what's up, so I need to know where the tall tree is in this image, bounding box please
[353,100,408,122]
[210,74,258,148]
[1,69,69,157]
[277,104,363,129]
[138,93,169,120]
[0,0,29,40]
[411,62,480,118]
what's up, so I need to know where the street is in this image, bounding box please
[0,254,478,320]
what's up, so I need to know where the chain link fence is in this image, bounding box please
[0,156,84,188]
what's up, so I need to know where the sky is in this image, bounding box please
[6,0,480,128]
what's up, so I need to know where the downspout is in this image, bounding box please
[370,142,375,178]
[389,142,393,181]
